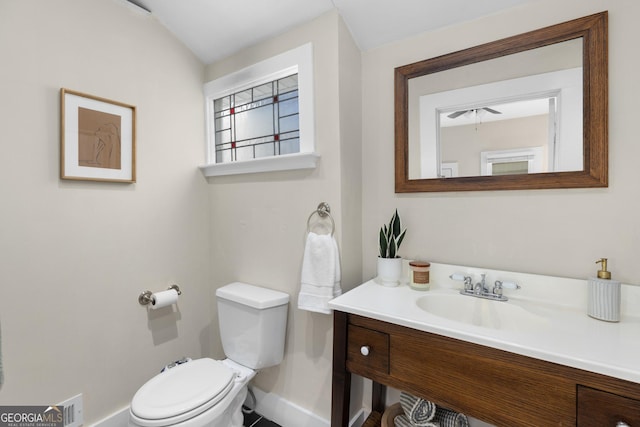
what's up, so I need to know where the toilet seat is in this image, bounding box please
[131,358,235,427]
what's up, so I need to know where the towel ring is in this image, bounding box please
[306,202,335,236]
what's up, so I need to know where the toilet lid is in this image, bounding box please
[131,358,235,421]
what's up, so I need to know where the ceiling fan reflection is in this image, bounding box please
[447,107,502,119]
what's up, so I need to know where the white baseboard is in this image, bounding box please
[250,386,366,427]
[87,389,367,427]
[90,406,129,427]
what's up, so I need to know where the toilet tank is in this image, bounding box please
[216,282,289,370]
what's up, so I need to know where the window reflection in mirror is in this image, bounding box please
[408,39,583,180]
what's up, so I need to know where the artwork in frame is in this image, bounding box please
[60,88,136,182]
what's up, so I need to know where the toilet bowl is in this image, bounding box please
[129,283,289,427]
[129,358,254,427]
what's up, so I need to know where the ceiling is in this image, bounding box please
[123,0,540,65]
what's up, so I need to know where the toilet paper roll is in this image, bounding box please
[151,289,179,309]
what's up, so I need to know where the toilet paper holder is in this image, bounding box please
[138,284,182,306]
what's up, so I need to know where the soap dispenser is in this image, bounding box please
[587,258,621,322]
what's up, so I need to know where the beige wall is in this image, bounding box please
[204,10,362,422]
[3,0,640,424]
[362,0,640,283]
[442,114,549,176]
[0,0,209,423]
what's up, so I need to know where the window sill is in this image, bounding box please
[199,152,320,177]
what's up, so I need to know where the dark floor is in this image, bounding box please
[242,407,281,427]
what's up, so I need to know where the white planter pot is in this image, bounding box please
[377,257,403,287]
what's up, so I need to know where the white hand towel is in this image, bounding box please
[298,232,342,314]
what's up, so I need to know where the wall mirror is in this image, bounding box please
[395,12,607,192]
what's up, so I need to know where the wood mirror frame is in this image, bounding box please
[395,12,608,193]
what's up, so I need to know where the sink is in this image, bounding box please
[415,292,551,333]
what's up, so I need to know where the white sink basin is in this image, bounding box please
[416,292,551,333]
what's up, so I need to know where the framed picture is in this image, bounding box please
[60,88,136,182]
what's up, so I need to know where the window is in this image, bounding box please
[213,74,299,163]
[201,43,318,177]
[481,147,544,176]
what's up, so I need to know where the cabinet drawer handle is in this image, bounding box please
[360,346,370,356]
[617,422,630,427]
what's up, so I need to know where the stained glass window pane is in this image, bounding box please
[255,142,275,158]
[279,98,298,117]
[216,149,231,163]
[235,105,274,141]
[279,90,298,102]
[213,73,299,164]
[215,115,230,131]
[234,89,252,107]
[215,129,231,145]
[280,138,299,155]
[278,75,297,93]
[279,114,299,134]
[254,82,273,101]
[236,146,254,162]
[214,96,230,112]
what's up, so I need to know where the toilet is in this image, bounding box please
[129,282,289,427]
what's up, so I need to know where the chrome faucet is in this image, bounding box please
[450,273,520,302]
[474,274,488,295]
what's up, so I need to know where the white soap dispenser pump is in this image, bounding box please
[587,258,621,322]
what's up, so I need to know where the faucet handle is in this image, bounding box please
[498,281,520,290]
[493,280,520,296]
[450,273,473,291]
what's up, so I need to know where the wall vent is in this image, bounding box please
[58,394,83,427]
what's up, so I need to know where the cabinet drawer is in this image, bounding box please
[346,324,389,377]
[578,385,640,426]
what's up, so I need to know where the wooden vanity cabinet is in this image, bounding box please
[332,311,640,427]
[577,386,640,426]
[347,324,390,377]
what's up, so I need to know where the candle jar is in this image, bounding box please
[409,261,430,291]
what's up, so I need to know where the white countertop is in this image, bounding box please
[329,264,640,384]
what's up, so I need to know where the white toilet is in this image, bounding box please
[129,282,289,427]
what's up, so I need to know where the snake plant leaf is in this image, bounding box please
[390,209,401,240]
[388,235,398,259]
[379,227,388,258]
[396,228,407,249]
[378,209,407,258]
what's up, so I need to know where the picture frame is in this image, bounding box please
[60,88,136,183]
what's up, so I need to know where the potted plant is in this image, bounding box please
[377,209,407,286]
